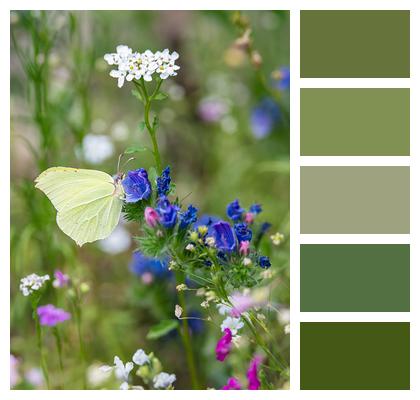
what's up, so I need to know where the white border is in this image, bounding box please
[2,1,419,399]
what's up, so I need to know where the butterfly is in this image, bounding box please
[35,167,124,246]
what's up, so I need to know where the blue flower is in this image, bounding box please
[187,310,204,334]
[250,98,281,139]
[274,66,290,91]
[226,199,244,222]
[258,256,271,269]
[156,196,179,228]
[249,204,262,214]
[122,168,151,203]
[210,221,236,252]
[156,166,171,197]
[234,223,252,243]
[130,251,171,279]
[193,214,220,230]
[179,205,198,229]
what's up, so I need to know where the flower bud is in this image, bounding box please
[144,207,159,227]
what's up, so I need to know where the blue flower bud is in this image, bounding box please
[122,168,152,203]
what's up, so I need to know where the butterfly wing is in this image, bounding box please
[35,167,123,246]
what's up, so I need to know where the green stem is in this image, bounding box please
[139,79,163,173]
[53,327,64,387]
[74,299,88,389]
[33,306,50,389]
[175,270,200,389]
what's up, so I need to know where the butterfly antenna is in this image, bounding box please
[121,157,136,171]
[117,153,124,174]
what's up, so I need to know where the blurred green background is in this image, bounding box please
[10,10,289,389]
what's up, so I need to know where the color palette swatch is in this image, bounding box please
[300,322,410,389]
[299,10,410,391]
[300,10,410,78]
[300,244,410,312]
[300,166,410,234]
[300,89,410,156]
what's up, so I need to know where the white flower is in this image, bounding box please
[176,284,187,292]
[100,356,133,388]
[87,363,112,387]
[19,273,50,296]
[270,232,284,246]
[175,304,183,319]
[185,243,195,252]
[205,236,216,247]
[201,300,209,308]
[153,372,176,389]
[104,45,180,87]
[284,324,290,335]
[220,316,244,336]
[82,134,114,165]
[216,303,232,316]
[98,224,131,254]
[132,349,149,366]
[243,257,252,266]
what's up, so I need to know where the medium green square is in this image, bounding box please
[300,244,410,312]
[301,10,410,77]
[300,89,410,156]
[300,322,410,389]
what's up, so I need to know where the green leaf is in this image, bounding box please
[146,319,178,340]
[152,115,159,131]
[148,166,158,185]
[153,91,169,101]
[124,146,149,155]
[139,121,146,132]
[131,89,145,103]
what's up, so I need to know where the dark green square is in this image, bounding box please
[300,322,410,390]
[301,10,410,77]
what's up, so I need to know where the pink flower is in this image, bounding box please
[37,304,71,327]
[144,207,159,227]
[215,328,232,361]
[52,270,70,288]
[239,240,250,256]
[10,354,20,388]
[222,377,241,390]
[230,292,255,317]
[247,355,263,390]
[244,212,254,224]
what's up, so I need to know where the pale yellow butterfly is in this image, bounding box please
[35,167,124,246]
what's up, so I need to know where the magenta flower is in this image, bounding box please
[239,240,250,256]
[52,270,70,288]
[37,304,71,327]
[215,328,232,361]
[222,377,241,390]
[144,207,159,227]
[247,355,263,390]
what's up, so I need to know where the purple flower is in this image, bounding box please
[215,328,232,361]
[250,98,281,139]
[10,354,20,388]
[122,168,151,203]
[226,199,244,222]
[249,204,262,214]
[247,355,263,390]
[273,66,290,91]
[222,377,241,390]
[211,221,236,252]
[155,196,179,228]
[234,223,252,243]
[258,256,271,269]
[230,292,259,317]
[179,205,198,229]
[52,270,70,288]
[156,166,171,197]
[197,98,228,123]
[37,304,71,327]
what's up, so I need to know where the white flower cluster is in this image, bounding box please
[100,349,176,390]
[104,45,180,88]
[19,273,50,296]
